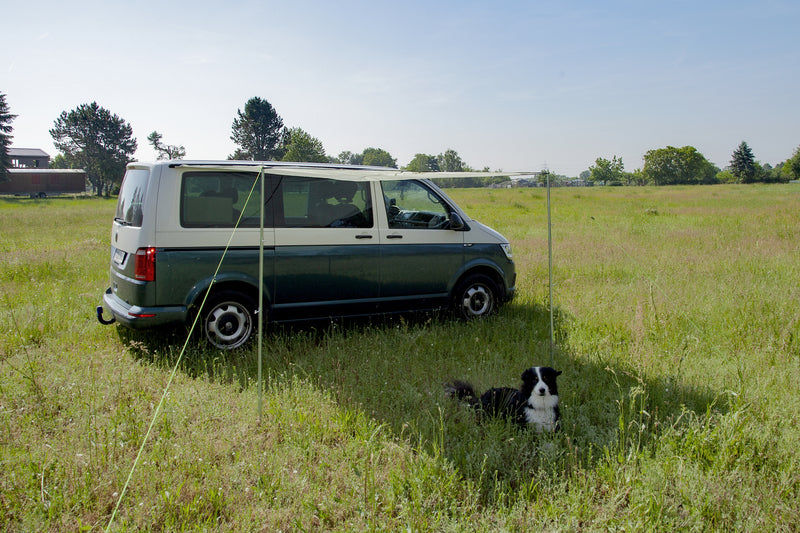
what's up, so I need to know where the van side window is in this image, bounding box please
[275,177,373,228]
[181,171,273,228]
[381,180,452,229]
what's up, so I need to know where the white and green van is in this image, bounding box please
[98,161,516,349]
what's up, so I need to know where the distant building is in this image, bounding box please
[9,148,50,169]
[0,169,86,197]
[2,149,85,197]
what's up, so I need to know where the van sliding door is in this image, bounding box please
[272,176,379,320]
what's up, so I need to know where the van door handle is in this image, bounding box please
[355,234,373,239]
[386,234,403,239]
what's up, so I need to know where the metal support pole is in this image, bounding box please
[257,168,265,422]
[547,171,555,367]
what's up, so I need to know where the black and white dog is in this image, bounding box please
[445,367,562,432]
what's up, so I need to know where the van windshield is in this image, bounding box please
[115,169,150,227]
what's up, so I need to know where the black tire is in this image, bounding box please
[201,291,256,350]
[452,273,500,319]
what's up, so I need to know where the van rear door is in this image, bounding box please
[110,166,158,308]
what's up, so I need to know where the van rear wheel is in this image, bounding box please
[453,274,499,319]
[202,291,256,350]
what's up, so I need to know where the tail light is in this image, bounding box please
[134,247,156,281]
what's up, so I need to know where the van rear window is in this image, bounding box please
[115,169,150,227]
[181,171,271,228]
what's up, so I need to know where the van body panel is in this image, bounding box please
[273,241,380,305]
[377,242,463,300]
[101,161,517,346]
[108,257,157,307]
[158,247,275,307]
[461,245,517,291]
[156,229,275,249]
[271,243,382,320]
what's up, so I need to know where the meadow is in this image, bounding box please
[1,184,799,531]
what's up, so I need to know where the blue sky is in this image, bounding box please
[2,0,798,175]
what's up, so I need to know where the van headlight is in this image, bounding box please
[500,243,513,260]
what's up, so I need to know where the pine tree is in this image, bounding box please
[230,97,286,161]
[0,92,17,182]
[730,141,757,183]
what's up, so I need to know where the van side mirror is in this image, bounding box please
[450,212,465,231]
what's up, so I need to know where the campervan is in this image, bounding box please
[98,161,516,349]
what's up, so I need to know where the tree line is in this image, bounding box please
[0,93,497,194]
[1,91,798,194]
[585,142,800,186]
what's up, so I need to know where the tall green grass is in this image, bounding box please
[1,185,799,531]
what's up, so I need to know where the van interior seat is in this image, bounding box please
[199,186,240,224]
[311,181,363,227]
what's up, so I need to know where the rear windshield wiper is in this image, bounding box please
[114,217,131,226]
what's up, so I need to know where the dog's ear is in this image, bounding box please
[555,370,562,377]
[521,368,536,382]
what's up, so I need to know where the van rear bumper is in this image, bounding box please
[101,288,188,328]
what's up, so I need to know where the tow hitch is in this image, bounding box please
[96,306,116,325]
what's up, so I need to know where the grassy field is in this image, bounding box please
[1,184,799,531]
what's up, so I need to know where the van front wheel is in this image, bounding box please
[202,291,256,350]
[453,274,499,319]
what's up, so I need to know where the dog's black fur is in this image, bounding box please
[445,367,562,432]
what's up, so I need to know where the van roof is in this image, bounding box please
[127,160,534,182]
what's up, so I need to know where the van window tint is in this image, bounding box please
[381,180,451,229]
[181,171,273,228]
[276,177,373,228]
[115,169,150,227]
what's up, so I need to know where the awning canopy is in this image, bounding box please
[162,161,540,181]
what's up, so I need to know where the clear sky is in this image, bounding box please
[2,0,798,176]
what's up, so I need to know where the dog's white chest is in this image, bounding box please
[524,394,559,432]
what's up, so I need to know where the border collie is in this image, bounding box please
[445,367,562,432]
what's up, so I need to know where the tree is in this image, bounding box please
[230,97,286,161]
[228,148,250,161]
[404,153,440,172]
[437,149,465,172]
[334,147,397,167]
[0,92,16,182]
[588,155,625,184]
[771,162,786,182]
[642,146,718,185]
[147,131,186,160]
[49,102,137,196]
[730,141,757,183]
[336,151,363,165]
[50,153,69,169]
[626,168,650,186]
[715,169,737,183]
[281,128,328,163]
[782,145,800,181]
[361,147,397,168]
